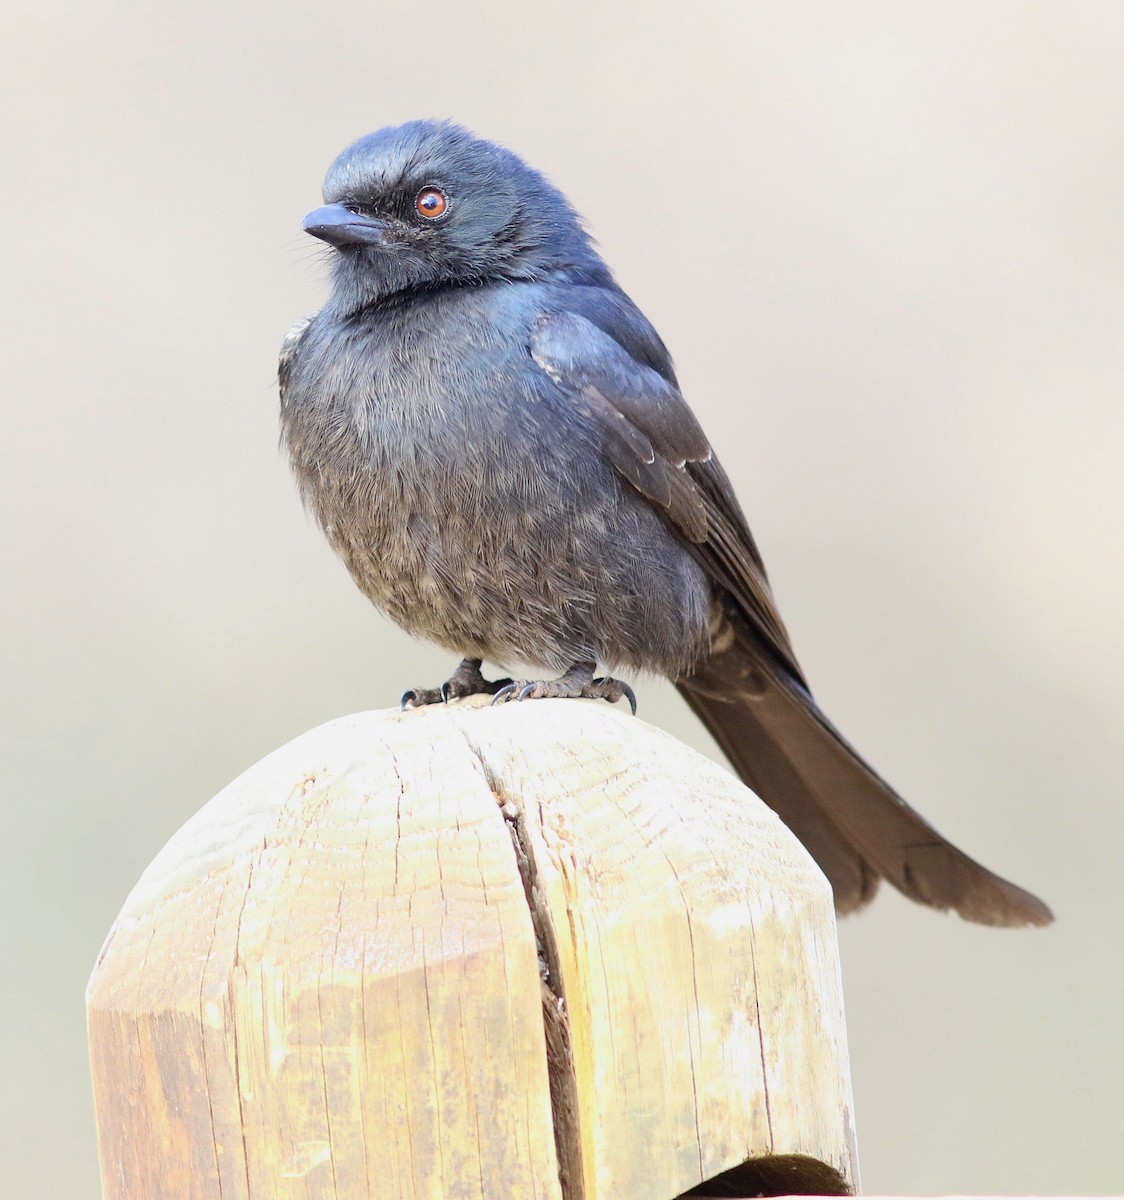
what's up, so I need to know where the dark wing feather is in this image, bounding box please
[530,307,802,679]
[278,312,316,405]
[531,311,708,541]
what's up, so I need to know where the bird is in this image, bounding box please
[280,119,1051,927]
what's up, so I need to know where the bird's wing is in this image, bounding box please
[530,307,804,682]
[278,312,317,403]
[530,304,1052,927]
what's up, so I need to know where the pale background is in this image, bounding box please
[3,2,1121,1195]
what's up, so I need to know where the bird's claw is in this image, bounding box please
[490,673,637,714]
[402,659,513,711]
[602,677,639,716]
[490,682,519,705]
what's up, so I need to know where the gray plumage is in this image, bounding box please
[281,120,1051,927]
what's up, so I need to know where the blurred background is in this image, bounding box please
[3,1,1121,1195]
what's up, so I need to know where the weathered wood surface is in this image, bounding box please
[87,696,858,1199]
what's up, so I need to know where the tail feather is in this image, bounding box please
[678,653,1053,927]
[679,684,879,914]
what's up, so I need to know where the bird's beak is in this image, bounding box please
[302,204,390,248]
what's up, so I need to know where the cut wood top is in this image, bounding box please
[88,697,857,1200]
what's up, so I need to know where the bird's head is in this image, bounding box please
[303,120,607,313]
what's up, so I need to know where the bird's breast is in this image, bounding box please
[280,295,711,675]
[281,303,597,656]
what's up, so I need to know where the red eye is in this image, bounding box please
[415,187,448,220]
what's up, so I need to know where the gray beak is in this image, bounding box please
[302,204,390,248]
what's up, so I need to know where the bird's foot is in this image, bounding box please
[491,661,637,715]
[400,658,513,710]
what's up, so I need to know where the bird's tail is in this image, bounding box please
[677,645,1052,926]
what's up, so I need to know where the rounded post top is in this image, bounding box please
[89,698,856,1200]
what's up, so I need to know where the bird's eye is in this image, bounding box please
[414,187,448,220]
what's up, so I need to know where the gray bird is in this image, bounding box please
[281,120,1051,926]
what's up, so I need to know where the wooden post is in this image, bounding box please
[87,697,858,1200]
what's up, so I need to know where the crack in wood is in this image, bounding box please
[459,729,586,1200]
[499,795,586,1200]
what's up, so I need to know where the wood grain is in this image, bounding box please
[88,697,857,1199]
